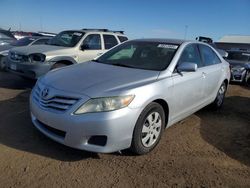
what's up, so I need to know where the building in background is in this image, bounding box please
[215,35,250,51]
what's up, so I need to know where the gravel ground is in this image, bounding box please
[0,71,249,188]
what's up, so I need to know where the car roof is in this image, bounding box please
[131,38,189,45]
[21,36,52,40]
[62,30,127,36]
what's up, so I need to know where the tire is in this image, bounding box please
[210,82,227,110]
[245,71,250,87]
[0,56,6,71]
[130,102,165,155]
[51,63,67,70]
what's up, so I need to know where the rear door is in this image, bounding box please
[171,44,205,122]
[198,44,223,100]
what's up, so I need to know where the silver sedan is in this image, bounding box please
[30,39,230,155]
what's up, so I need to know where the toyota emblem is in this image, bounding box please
[41,88,49,99]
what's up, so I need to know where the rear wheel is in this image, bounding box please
[210,82,227,109]
[130,102,165,155]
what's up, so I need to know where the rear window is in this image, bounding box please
[118,36,128,43]
[199,44,221,66]
[103,34,118,49]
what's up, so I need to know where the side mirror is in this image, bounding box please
[177,62,197,73]
[80,44,89,51]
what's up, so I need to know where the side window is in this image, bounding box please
[108,45,136,60]
[103,34,118,49]
[178,44,203,68]
[32,38,49,45]
[199,45,221,66]
[82,34,101,50]
[118,36,128,43]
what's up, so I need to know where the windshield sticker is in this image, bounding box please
[158,44,178,49]
[73,32,82,36]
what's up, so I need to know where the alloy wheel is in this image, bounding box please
[141,112,162,147]
[217,84,226,106]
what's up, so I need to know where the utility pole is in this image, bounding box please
[40,17,43,31]
[184,25,188,40]
[19,22,22,31]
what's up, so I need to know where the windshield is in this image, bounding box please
[12,37,35,46]
[227,52,250,62]
[48,31,84,47]
[96,41,179,71]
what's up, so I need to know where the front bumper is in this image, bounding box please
[230,69,246,82]
[30,90,141,153]
[6,59,52,79]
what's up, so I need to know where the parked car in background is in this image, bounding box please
[12,31,43,40]
[0,29,16,46]
[6,29,128,79]
[0,36,51,70]
[226,50,250,86]
[37,31,57,37]
[30,39,230,155]
[195,36,228,58]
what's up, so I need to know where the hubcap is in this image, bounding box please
[141,112,162,147]
[217,84,226,106]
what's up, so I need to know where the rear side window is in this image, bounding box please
[103,34,118,49]
[178,44,203,68]
[82,34,101,50]
[118,36,128,43]
[199,44,221,66]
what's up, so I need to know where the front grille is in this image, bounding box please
[10,52,29,62]
[33,84,79,112]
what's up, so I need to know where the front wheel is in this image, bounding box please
[245,71,250,87]
[210,82,227,110]
[130,102,165,155]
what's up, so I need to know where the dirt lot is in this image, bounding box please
[0,71,249,188]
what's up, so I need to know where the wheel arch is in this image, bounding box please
[152,99,169,127]
[50,56,77,66]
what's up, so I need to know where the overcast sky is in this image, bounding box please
[1,0,250,41]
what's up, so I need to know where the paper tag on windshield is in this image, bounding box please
[158,44,178,49]
[73,32,82,36]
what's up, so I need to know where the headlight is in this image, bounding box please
[74,95,135,114]
[231,66,245,72]
[0,50,9,56]
[29,53,46,63]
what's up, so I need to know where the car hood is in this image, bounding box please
[10,44,69,55]
[0,44,12,53]
[40,62,160,97]
[227,60,250,68]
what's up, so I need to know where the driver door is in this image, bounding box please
[78,34,104,63]
[171,44,206,123]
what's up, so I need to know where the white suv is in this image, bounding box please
[6,29,128,79]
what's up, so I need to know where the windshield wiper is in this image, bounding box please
[92,59,102,63]
[49,43,61,46]
[111,63,135,68]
